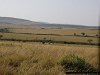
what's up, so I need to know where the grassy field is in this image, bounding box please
[0,28,99,75]
[0,32,99,44]
[0,28,99,45]
[0,41,99,75]
[8,28,99,35]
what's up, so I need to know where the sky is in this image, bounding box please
[0,0,100,26]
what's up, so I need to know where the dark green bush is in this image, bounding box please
[0,35,3,39]
[59,55,97,72]
[0,28,9,33]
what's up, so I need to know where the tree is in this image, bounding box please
[42,38,46,44]
[87,39,93,44]
[74,33,77,36]
[81,32,85,36]
[0,28,9,33]
[96,34,100,37]
[0,35,3,39]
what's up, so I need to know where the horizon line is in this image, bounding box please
[0,16,99,27]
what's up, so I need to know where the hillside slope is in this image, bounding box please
[0,17,99,29]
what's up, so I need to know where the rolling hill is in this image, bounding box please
[0,17,99,29]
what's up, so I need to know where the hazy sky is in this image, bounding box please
[0,0,100,26]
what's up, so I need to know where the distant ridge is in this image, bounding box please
[0,17,41,25]
[0,17,99,29]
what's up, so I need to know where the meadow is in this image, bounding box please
[0,28,99,45]
[0,28,99,75]
[0,41,99,75]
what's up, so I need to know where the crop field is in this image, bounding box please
[0,28,99,75]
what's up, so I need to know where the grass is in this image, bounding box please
[0,32,99,45]
[0,41,99,75]
[59,55,98,72]
[8,28,99,35]
[0,28,99,45]
[0,28,99,75]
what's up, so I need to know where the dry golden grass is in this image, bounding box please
[0,41,99,75]
[0,32,99,44]
[0,28,99,46]
[9,28,99,35]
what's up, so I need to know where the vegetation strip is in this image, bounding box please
[1,31,100,38]
[0,27,99,38]
[0,39,99,46]
[65,72,99,74]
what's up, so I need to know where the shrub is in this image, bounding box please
[0,28,9,33]
[87,39,93,44]
[59,55,97,72]
[81,32,85,36]
[63,41,67,44]
[0,35,3,39]
[74,33,77,36]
